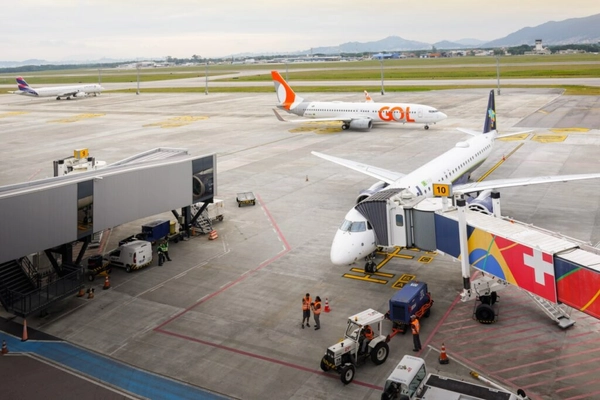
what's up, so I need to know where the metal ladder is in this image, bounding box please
[193,209,213,234]
[525,291,575,329]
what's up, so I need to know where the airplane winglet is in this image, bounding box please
[272,109,288,122]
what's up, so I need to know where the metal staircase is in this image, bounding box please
[526,291,575,329]
[191,206,213,234]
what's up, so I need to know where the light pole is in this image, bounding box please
[379,58,385,95]
[136,63,140,95]
[205,62,209,95]
[496,56,501,96]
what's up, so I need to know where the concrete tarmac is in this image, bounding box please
[1,88,600,399]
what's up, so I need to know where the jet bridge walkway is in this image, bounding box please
[355,190,600,324]
[0,148,217,317]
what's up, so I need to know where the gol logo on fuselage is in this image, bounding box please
[378,106,416,122]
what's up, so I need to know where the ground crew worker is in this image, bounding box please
[361,324,374,353]
[312,296,322,330]
[411,315,422,351]
[302,293,311,328]
[157,240,172,265]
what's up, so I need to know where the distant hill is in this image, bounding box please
[302,36,431,54]
[433,40,476,50]
[483,13,600,47]
[454,38,486,46]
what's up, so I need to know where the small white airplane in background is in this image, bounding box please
[11,77,104,100]
[271,71,447,131]
[314,90,600,266]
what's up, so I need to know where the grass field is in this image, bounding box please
[1,54,599,94]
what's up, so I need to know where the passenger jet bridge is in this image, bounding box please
[352,188,600,327]
[0,148,216,317]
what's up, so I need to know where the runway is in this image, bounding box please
[1,87,600,399]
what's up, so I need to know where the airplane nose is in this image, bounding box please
[439,112,448,120]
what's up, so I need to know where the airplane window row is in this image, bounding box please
[416,144,492,195]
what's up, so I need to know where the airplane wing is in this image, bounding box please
[273,109,357,124]
[453,173,600,195]
[311,151,405,184]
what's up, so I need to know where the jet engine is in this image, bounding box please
[356,180,389,203]
[348,119,373,131]
[466,190,493,214]
[74,92,87,98]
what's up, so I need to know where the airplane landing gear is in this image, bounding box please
[364,252,377,273]
[56,97,61,100]
[424,125,430,130]
[341,123,349,130]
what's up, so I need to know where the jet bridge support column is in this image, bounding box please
[457,199,472,300]
[491,191,501,218]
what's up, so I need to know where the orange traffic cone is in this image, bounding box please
[76,287,86,297]
[324,298,331,313]
[208,230,218,240]
[103,276,111,290]
[439,343,449,364]
[1,340,8,355]
[88,288,95,299]
[22,319,28,342]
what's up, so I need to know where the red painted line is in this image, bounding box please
[155,193,291,331]
[28,168,42,181]
[495,347,600,374]
[520,364,600,390]
[454,326,540,347]
[565,389,600,400]
[156,327,383,391]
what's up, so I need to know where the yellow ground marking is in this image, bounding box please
[418,256,434,264]
[50,113,105,123]
[392,274,416,289]
[498,133,530,141]
[0,111,28,118]
[144,116,209,128]
[350,268,394,278]
[289,124,342,134]
[425,251,437,255]
[531,134,567,143]
[550,128,590,133]
[342,273,388,284]
[377,247,414,259]
[477,143,524,182]
[537,110,549,114]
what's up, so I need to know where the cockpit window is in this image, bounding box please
[429,109,438,113]
[350,221,366,232]
[340,220,366,232]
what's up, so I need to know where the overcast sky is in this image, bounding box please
[4,1,599,62]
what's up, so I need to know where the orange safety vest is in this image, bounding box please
[302,297,311,311]
[364,326,374,340]
[313,301,322,315]
[411,319,420,335]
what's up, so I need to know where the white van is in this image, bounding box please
[106,239,153,273]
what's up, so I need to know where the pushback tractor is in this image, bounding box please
[320,309,390,384]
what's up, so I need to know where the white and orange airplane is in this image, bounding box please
[271,70,447,131]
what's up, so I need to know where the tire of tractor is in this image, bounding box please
[424,308,431,318]
[371,342,389,365]
[125,265,132,273]
[320,358,330,372]
[340,364,355,385]
[475,303,495,324]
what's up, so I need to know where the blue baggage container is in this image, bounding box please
[389,282,430,323]
[141,220,170,242]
